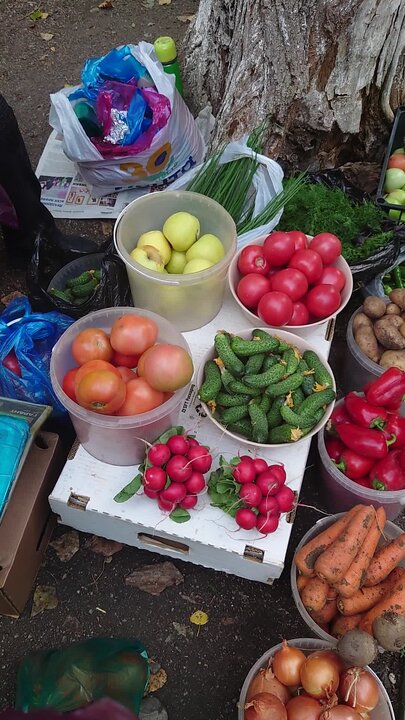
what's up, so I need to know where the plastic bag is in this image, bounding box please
[0,184,18,228]
[363,247,405,297]
[0,297,73,412]
[168,135,284,248]
[15,638,149,714]
[49,42,205,196]
[27,233,132,318]
[1,699,138,720]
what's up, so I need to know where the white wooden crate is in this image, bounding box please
[49,289,334,583]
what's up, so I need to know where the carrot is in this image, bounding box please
[301,576,329,612]
[310,597,338,625]
[333,507,386,598]
[331,613,363,639]
[314,506,375,584]
[359,575,405,635]
[294,505,363,576]
[337,567,405,616]
[363,532,405,587]
[297,575,311,592]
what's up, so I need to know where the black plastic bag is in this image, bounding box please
[27,233,132,318]
[307,170,402,283]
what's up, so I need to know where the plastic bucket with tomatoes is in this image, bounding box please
[228,233,353,336]
[114,191,237,332]
[50,307,192,466]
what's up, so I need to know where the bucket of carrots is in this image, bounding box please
[291,505,405,646]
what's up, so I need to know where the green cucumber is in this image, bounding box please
[290,387,305,408]
[283,347,301,375]
[262,354,279,371]
[230,332,279,356]
[269,424,306,444]
[50,288,72,302]
[245,352,265,375]
[228,379,262,397]
[198,360,222,403]
[66,271,92,288]
[259,394,271,414]
[220,405,249,425]
[266,372,304,397]
[248,401,268,443]
[242,362,286,388]
[215,332,245,377]
[297,387,336,416]
[216,391,251,407]
[302,350,334,390]
[228,418,253,439]
[280,404,317,428]
[267,396,285,429]
[71,278,98,298]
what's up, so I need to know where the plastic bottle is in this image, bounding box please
[73,101,102,137]
[154,37,184,96]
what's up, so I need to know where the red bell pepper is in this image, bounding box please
[398,449,405,471]
[335,423,395,459]
[365,368,405,408]
[335,448,376,480]
[369,450,405,491]
[383,413,405,449]
[344,392,388,429]
[328,404,351,432]
[325,437,344,462]
[355,477,373,489]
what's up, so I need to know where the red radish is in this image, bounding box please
[160,482,187,503]
[235,508,257,530]
[157,495,176,512]
[180,495,198,509]
[239,483,262,508]
[187,437,200,447]
[185,471,206,495]
[257,512,280,534]
[144,487,159,499]
[240,454,255,464]
[167,434,190,455]
[187,446,212,473]
[258,496,279,515]
[166,454,193,482]
[268,464,286,484]
[275,485,295,512]
[147,443,171,467]
[233,459,256,484]
[256,470,282,496]
[143,466,167,492]
[252,458,267,475]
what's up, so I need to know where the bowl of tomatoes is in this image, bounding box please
[50,307,194,466]
[228,231,353,334]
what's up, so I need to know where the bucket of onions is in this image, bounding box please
[238,638,394,720]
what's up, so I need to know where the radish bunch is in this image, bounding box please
[142,428,213,521]
[208,455,295,535]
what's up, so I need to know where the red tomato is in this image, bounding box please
[72,328,113,365]
[288,230,308,251]
[257,291,293,326]
[62,368,79,401]
[288,248,323,283]
[305,284,341,319]
[263,231,295,266]
[111,350,141,368]
[310,233,342,264]
[236,273,272,310]
[76,370,126,414]
[388,154,405,171]
[116,377,164,416]
[319,265,346,291]
[138,344,193,392]
[287,301,309,326]
[270,268,308,301]
[2,350,21,377]
[74,359,120,393]
[110,314,158,356]
[117,366,136,383]
[237,245,270,276]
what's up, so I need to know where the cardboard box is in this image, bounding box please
[0,432,63,618]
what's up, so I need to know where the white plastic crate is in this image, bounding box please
[49,290,334,583]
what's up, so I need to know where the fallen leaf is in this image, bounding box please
[147,668,167,693]
[40,32,54,40]
[190,610,209,626]
[30,8,49,21]
[50,530,80,562]
[158,0,171,4]
[31,585,58,617]
[172,621,193,639]
[142,0,155,6]
[126,561,183,595]
[86,535,123,557]
[221,616,237,626]
[62,615,81,632]
[177,14,194,22]
[1,291,24,306]
[98,0,113,7]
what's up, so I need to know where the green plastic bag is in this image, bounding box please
[15,638,149,714]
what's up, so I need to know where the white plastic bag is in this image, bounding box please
[49,42,206,197]
[167,136,284,247]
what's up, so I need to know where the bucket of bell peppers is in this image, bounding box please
[317,368,405,521]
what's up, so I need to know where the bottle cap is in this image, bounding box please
[154,36,177,64]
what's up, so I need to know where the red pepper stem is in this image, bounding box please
[335,460,346,472]
[370,418,386,429]
[386,433,397,447]
[372,480,386,491]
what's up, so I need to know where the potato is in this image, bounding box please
[373,315,405,349]
[385,303,401,315]
[379,350,405,370]
[389,288,405,310]
[354,326,381,362]
[362,296,386,319]
[400,324,405,338]
[401,312,405,321]
[352,312,373,333]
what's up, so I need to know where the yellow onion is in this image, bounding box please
[247,667,290,704]
[273,641,306,687]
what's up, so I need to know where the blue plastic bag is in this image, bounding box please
[0,296,74,413]
[70,46,152,103]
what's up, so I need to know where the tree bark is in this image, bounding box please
[182,0,405,170]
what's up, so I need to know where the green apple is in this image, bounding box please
[163,211,200,252]
[393,148,405,155]
[165,250,187,274]
[385,190,405,205]
[183,258,214,274]
[384,168,405,193]
[137,230,171,265]
[130,245,165,272]
[185,233,225,264]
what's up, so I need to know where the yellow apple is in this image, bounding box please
[130,245,165,272]
[163,212,200,252]
[185,233,225,264]
[137,230,171,265]
[183,258,214,274]
[165,250,187,274]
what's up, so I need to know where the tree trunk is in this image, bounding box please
[182,0,405,170]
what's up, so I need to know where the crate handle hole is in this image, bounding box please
[138,533,189,554]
